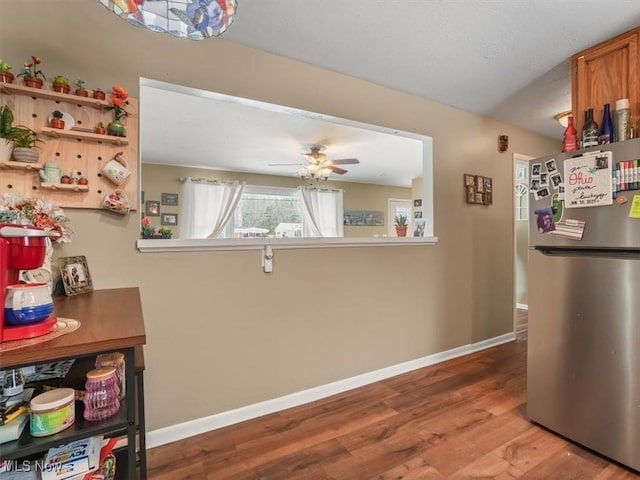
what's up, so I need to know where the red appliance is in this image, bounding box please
[0,224,60,342]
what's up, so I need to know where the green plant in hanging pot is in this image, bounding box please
[11,126,42,163]
[16,56,46,89]
[0,105,15,161]
[394,214,408,237]
[0,60,14,84]
[51,75,70,94]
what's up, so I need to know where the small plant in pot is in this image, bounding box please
[74,78,88,97]
[50,110,65,129]
[95,122,106,135]
[92,87,106,100]
[11,126,42,163]
[16,56,46,89]
[0,60,14,84]
[51,75,70,94]
[0,105,15,161]
[394,214,409,237]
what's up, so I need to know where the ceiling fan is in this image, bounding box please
[269,145,360,180]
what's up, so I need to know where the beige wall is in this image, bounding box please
[1,1,559,432]
[142,163,411,239]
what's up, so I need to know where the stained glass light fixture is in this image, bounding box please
[98,0,237,40]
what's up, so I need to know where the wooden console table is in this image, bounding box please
[1,287,147,479]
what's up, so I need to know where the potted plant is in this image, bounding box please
[92,87,106,100]
[394,214,408,237]
[50,110,65,129]
[0,60,14,84]
[105,85,128,137]
[74,79,88,97]
[11,126,42,163]
[160,227,173,239]
[16,56,46,89]
[0,105,15,161]
[51,75,70,94]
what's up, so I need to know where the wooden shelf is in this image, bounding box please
[41,127,129,145]
[0,82,109,109]
[40,182,90,192]
[0,159,43,170]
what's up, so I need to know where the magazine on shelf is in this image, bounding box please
[41,435,102,480]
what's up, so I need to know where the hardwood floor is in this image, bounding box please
[146,316,638,479]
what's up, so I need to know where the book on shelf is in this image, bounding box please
[41,435,102,480]
[0,412,28,445]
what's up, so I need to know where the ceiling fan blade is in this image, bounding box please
[329,166,348,174]
[329,158,360,165]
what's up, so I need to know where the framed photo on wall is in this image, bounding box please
[161,213,178,226]
[58,256,93,296]
[145,200,160,216]
[161,193,179,206]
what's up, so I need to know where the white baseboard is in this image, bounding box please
[146,331,516,449]
[516,303,528,310]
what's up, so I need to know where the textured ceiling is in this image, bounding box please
[222,0,640,139]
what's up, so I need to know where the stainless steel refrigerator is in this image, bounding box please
[527,137,640,471]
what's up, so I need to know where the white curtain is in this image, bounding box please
[180,179,245,239]
[297,187,344,238]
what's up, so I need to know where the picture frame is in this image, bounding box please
[161,213,178,226]
[464,174,475,187]
[57,256,93,296]
[466,185,476,204]
[413,198,422,207]
[145,200,160,216]
[464,173,493,206]
[414,211,423,219]
[161,193,179,206]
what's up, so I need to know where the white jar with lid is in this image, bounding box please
[615,98,631,141]
[30,388,75,437]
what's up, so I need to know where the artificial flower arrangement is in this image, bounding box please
[108,85,129,121]
[0,193,73,243]
[16,56,46,81]
[141,216,172,239]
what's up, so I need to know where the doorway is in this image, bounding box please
[513,153,533,333]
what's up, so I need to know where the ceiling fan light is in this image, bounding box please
[298,167,309,178]
[320,168,332,178]
[307,164,320,174]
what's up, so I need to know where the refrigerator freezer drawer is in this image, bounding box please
[527,250,640,471]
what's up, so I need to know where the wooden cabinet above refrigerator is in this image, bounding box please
[571,27,639,134]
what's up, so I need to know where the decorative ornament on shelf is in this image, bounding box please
[16,56,46,89]
[0,60,14,84]
[92,87,106,100]
[0,193,73,243]
[74,78,88,97]
[97,0,237,40]
[51,75,70,94]
[105,85,129,137]
[50,110,65,129]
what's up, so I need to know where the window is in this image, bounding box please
[227,185,303,238]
